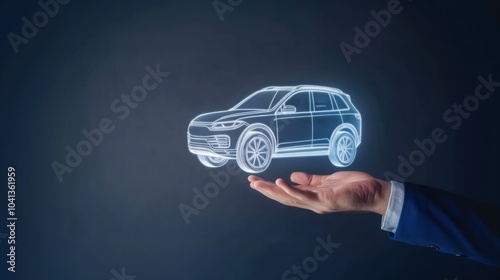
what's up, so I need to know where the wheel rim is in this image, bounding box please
[336,135,354,164]
[245,136,270,169]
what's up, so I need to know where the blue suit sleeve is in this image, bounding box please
[389,182,500,267]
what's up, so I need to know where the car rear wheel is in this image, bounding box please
[329,131,357,167]
[237,132,273,173]
[197,155,229,168]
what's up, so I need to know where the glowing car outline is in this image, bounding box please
[187,85,362,173]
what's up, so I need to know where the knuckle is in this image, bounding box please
[305,173,313,183]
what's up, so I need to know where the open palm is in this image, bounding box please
[248,171,390,215]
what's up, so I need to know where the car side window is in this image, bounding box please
[332,94,349,110]
[312,91,333,111]
[284,92,310,112]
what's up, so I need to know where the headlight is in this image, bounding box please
[209,121,246,131]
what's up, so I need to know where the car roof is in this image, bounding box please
[261,85,349,97]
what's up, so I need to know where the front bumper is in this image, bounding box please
[187,133,237,158]
[187,121,249,158]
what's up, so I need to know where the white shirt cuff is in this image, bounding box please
[380,181,405,233]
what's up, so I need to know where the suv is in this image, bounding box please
[187,85,362,173]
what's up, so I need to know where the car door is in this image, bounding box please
[311,91,343,148]
[275,91,312,150]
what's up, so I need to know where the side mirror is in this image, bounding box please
[281,105,296,114]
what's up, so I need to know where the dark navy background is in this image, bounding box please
[1,0,499,279]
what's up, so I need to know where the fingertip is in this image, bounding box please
[275,178,290,189]
[290,171,302,181]
[275,178,308,198]
[248,175,259,183]
[290,171,308,184]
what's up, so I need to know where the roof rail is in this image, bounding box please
[293,85,344,93]
[262,86,294,90]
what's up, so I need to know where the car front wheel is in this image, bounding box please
[237,132,273,173]
[197,155,229,168]
[329,131,357,167]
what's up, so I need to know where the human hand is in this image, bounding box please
[248,171,391,215]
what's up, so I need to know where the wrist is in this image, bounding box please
[371,179,391,215]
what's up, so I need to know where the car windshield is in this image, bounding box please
[233,90,290,110]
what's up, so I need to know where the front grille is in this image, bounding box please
[188,134,230,149]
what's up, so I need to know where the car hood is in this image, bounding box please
[193,109,267,123]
